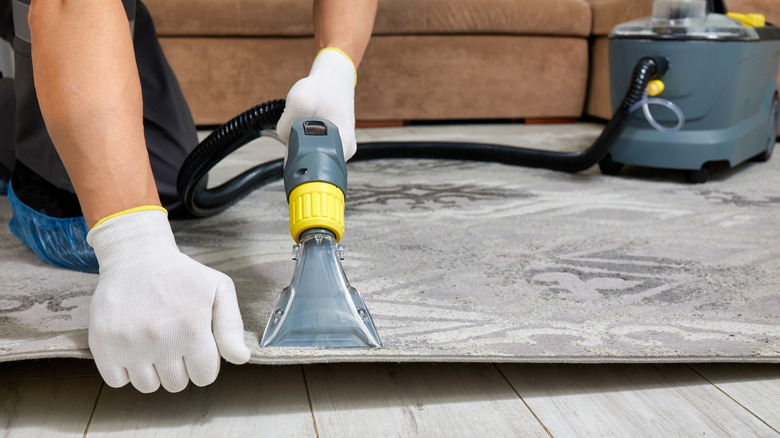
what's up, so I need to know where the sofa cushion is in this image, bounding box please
[145,0,592,38]
[161,35,589,124]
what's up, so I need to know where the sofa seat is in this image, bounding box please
[145,0,592,125]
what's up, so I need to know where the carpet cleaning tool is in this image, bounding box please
[178,111,382,348]
[603,0,780,182]
[261,118,381,347]
[176,0,779,348]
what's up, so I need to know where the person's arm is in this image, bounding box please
[277,0,378,160]
[28,0,159,229]
[313,0,377,69]
[28,0,250,394]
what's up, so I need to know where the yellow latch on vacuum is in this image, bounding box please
[727,13,766,28]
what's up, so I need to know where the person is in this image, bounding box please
[0,0,377,393]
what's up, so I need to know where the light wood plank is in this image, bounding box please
[498,364,776,437]
[86,364,315,438]
[0,376,102,438]
[692,364,780,432]
[304,363,549,438]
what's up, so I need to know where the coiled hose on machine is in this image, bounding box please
[177,56,668,218]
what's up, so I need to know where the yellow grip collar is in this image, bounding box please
[288,182,345,243]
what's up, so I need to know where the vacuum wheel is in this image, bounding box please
[753,93,778,162]
[685,163,712,184]
[599,154,624,175]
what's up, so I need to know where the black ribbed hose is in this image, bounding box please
[352,56,666,171]
[177,57,666,217]
[176,99,285,217]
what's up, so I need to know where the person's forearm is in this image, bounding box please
[29,0,160,228]
[313,0,377,68]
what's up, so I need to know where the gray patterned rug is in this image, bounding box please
[2,123,779,364]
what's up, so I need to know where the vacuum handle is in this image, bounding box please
[284,118,348,243]
[284,118,348,198]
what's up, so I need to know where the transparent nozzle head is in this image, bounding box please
[261,230,382,348]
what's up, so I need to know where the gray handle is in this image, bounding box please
[284,118,348,199]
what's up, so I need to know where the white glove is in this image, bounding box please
[277,48,358,160]
[86,208,250,393]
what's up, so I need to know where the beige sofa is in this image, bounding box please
[145,0,780,127]
[145,0,592,125]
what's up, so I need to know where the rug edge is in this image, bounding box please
[1,350,778,365]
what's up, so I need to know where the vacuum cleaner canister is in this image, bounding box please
[605,0,780,183]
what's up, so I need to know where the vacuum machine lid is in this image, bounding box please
[611,0,759,41]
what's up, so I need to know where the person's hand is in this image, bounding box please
[277,48,357,160]
[86,208,250,393]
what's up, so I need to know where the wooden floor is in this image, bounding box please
[1,359,778,437]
